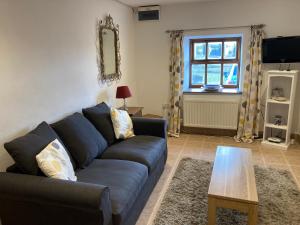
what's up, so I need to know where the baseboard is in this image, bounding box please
[291,133,300,144]
[182,127,300,143]
[182,126,236,137]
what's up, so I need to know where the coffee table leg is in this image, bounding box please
[248,204,258,225]
[208,197,216,225]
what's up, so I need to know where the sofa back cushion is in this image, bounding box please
[82,102,117,146]
[52,113,108,168]
[4,121,67,175]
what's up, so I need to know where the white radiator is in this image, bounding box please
[183,95,240,130]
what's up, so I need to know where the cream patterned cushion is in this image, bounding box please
[36,139,77,181]
[110,107,135,139]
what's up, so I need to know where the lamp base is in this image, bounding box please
[121,98,128,111]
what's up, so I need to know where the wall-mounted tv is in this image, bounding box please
[262,36,300,63]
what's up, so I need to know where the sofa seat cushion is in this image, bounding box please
[76,159,148,225]
[101,135,166,173]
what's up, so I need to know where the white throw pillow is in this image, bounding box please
[36,139,77,181]
[110,107,135,139]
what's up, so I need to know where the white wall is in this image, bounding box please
[2,0,300,173]
[134,0,300,133]
[0,0,138,171]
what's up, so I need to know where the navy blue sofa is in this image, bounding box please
[0,103,167,225]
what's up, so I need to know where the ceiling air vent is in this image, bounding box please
[137,5,160,21]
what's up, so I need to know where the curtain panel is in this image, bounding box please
[168,31,184,137]
[235,26,264,143]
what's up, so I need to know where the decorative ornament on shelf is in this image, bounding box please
[267,136,283,143]
[273,115,283,126]
[271,87,287,101]
[203,84,222,92]
[116,86,132,110]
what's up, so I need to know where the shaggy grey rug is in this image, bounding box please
[154,158,300,225]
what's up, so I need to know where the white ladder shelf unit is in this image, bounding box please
[262,70,298,149]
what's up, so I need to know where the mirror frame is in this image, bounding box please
[97,15,121,83]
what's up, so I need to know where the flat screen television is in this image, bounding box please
[262,36,300,63]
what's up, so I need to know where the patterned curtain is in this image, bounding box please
[168,31,184,137]
[235,26,264,143]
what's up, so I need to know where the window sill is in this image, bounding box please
[183,88,242,95]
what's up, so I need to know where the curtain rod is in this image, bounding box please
[165,24,265,33]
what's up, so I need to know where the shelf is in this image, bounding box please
[269,74,295,78]
[267,99,290,105]
[263,70,298,150]
[268,70,298,76]
[265,123,287,130]
[261,140,289,150]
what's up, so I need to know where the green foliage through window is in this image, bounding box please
[190,37,241,88]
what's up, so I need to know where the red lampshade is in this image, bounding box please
[116,86,132,99]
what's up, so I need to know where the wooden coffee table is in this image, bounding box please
[208,146,258,225]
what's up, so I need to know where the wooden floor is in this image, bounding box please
[136,134,300,225]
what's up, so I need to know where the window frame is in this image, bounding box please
[189,37,241,89]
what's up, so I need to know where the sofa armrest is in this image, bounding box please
[0,172,112,225]
[132,117,167,139]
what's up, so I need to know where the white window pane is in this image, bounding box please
[224,41,237,59]
[223,64,238,85]
[191,64,205,85]
[208,42,222,59]
[207,64,221,85]
[194,43,206,60]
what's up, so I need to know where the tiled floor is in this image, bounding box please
[136,134,300,225]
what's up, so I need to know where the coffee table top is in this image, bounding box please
[208,146,258,204]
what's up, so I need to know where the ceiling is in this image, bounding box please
[117,0,217,7]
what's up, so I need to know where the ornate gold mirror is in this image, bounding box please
[97,15,121,83]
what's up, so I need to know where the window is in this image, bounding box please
[190,37,241,89]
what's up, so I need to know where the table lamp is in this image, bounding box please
[116,86,132,110]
